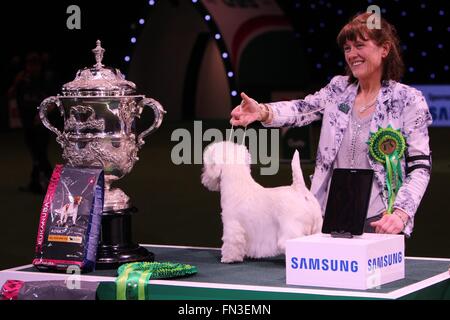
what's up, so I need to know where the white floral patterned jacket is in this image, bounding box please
[265,75,432,236]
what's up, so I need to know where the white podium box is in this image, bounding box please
[286,233,405,290]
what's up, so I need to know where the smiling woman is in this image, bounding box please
[337,12,404,84]
[229,12,433,238]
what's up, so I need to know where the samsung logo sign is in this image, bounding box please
[367,252,402,272]
[290,257,359,273]
[412,85,450,127]
[290,251,403,273]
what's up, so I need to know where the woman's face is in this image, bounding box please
[343,36,389,81]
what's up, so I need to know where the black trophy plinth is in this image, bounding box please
[96,207,154,269]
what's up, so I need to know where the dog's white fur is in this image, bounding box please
[202,141,323,263]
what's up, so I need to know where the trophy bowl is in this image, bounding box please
[39,40,166,268]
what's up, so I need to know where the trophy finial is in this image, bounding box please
[92,40,105,69]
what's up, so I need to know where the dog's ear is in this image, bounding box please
[201,164,221,191]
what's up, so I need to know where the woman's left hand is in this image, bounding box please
[370,209,408,234]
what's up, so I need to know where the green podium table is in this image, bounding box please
[1,245,449,300]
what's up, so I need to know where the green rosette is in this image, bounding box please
[367,125,406,214]
[116,262,198,300]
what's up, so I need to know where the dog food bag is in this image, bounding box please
[33,165,104,272]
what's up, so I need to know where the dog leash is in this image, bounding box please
[228,125,247,145]
[229,100,247,145]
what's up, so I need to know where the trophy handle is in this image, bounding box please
[39,96,65,145]
[137,97,166,148]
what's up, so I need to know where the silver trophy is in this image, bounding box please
[39,40,166,268]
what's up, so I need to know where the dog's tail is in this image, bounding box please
[291,150,307,191]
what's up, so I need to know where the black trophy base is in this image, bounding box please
[96,207,154,270]
[96,244,154,270]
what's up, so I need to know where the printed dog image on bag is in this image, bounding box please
[54,195,83,227]
[33,165,104,272]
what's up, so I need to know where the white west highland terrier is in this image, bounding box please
[201,141,322,263]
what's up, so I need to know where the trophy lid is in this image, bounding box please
[62,40,136,96]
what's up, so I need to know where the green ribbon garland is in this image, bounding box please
[115,262,198,300]
[116,266,134,300]
[368,126,406,214]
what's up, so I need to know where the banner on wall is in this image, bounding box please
[412,85,450,127]
[202,0,292,71]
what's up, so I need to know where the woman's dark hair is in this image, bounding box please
[336,12,404,83]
